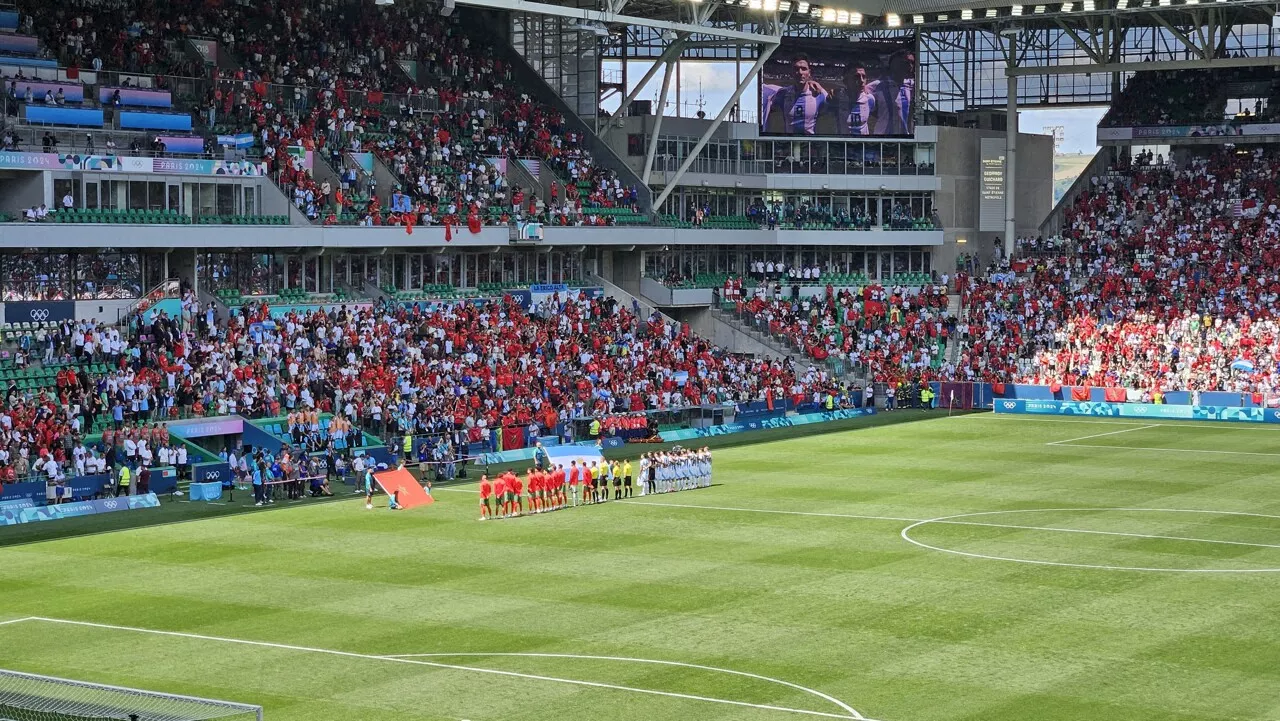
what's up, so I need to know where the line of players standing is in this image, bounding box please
[477,447,713,520]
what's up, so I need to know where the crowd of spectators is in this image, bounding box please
[1101,69,1229,127]
[18,0,627,227]
[734,282,955,386]
[951,147,1280,397]
[729,148,1280,400]
[0,284,830,488]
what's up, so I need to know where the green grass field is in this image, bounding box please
[3,412,1280,721]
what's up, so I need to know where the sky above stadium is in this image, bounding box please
[602,60,1107,155]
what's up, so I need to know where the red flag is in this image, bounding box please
[1048,382,1062,394]
[1071,386,1090,401]
[405,216,414,235]
[992,382,1006,396]
[468,214,482,234]
[1103,387,1126,403]
[766,387,774,410]
[444,221,452,242]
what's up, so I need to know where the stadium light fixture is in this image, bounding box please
[762,0,777,10]
[984,7,996,16]
[1060,2,1073,11]
[822,7,836,21]
[1184,0,1199,4]
[837,9,849,22]
[796,1,808,10]
[1011,4,1023,14]
[1159,0,1170,5]
[778,1,790,9]
[1116,0,1127,7]
[937,12,948,19]
[1082,0,1094,9]
[912,13,925,22]
[850,11,863,23]
[885,12,901,25]
[748,0,762,9]
[1034,4,1047,11]
[961,8,973,18]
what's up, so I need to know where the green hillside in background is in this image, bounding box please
[1053,151,1098,204]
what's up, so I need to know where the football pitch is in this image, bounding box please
[2,412,1280,721]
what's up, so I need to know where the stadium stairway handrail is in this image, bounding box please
[117,278,181,325]
[588,273,678,325]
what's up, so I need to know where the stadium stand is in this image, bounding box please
[0,288,822,483]
[952,147,1280,397]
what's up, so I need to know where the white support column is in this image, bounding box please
[652,41,778,211]
[1004,33,1018,260]
[642,59,677,183]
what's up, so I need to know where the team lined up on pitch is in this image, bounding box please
[477,448,713,520]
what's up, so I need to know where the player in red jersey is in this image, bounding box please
[479,474,493,520]
[537,467,551,512]
[491,473,507,518]
[527,468,541,514]
[509,471,524,516]
[582,462,595,505]
[567,461,581,507]
[553,464,566,509]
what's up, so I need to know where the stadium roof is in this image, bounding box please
[477,0,1275,31]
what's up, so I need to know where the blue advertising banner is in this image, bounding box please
[119,111,192,132]
[68,473,112,499]
[18,500,99,523]
[189,481,222,502]
[190,462,232,486]
[0,481,45,503]
[4,300,75,325]
[126,493,161,510]
[0,499,33,526]
[660,407,876,442]
[530,284,569,294]
[149,466,179,495]
[167,417,244,439]
[6,493,160,525]
[993,399,1280,424]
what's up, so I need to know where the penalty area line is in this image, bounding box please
[1047,424,1160,445]
[8,617,866,721]
[384,652,864,719]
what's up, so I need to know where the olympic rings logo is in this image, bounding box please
[204,471,221,481]
[29,309,49,321]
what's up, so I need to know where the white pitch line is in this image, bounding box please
[933,519,1280,551]
[383,652,863,720]
[901,508,1280,573]
[13,618,863,721]
[1047,424,1160,445]
[1051,443,1280,458]
[976,415,1280,432]
[0,617,35,627]
[625,501,1280,552]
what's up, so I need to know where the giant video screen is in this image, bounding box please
[760,37,916,137]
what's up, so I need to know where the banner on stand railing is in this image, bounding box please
[993,399,1280,424]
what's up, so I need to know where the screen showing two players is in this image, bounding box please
[760,37,916,138]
